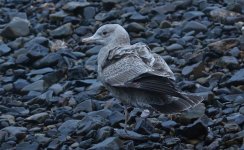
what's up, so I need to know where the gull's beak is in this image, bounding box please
[82,35,98,43]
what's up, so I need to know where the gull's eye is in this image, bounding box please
[102,31,108,36]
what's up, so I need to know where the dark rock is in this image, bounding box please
[58,119,81,136]
[208,38,240,53]
[74,26,91,36]
[166,43,183,51]
[95,10,120,21]
[49,23,73,38]
[135,142,161,149]
[126,22,145,32]
[0,43,11,56]
[77,115,109,135]
[1,17,30,39]
[96,126,113,142]
[67,66,88,80]
[163,137,180,146]
[49,83,63,95]
[108,111,124,126]
[89,137,122,150]
[26,43,49,58]
[28,68,54,76]
[217,56,239,69]
[226,69,244,85]
[21,80,47,92]
[1,126,27,140]
[83,7,96,20]
[88,109,112,119]
[183,11,205,20]
[102,0,122,10]
[49,11,68,21]
[182,21,207,33]
[134,118,155,134]
[224,123,240,133]
[33,53,62,68]
[161,120,177,129]
[16,142,39,150]
[13,79,29,92]
[74,100,95,113]
[182,62,205,78]
[115,129,148,141]
[85,55,97,72]
[62,1,90,12]
[47,138,62,150]
[178,103,206,123]
[25,112,49,123]
[129,13,148,22]
[153,4,176,15]
[176,119,208,138]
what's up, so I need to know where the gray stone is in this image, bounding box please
[13,79,29,91]
[218,56,239,68]
[126,22,145,32]
[226,68,244,85]
[0,44,11,56]
[1,17,30,39]
[96,126,113,142]
[21,80,47,92]
[49,23,73,38]
[182,21,207,32]
[153,4,176,14]
[16,142,39,150]
[58,120,81,135]
[182,62,205,78]
[62,1,90,12]
[1,126,27,139]
[74,100,95,113]
[88,137,122,150]
[33,53,62,68]
[166,43,183,51]
[25,112,49,123]
[49,83,63,95]
[108,111,124,126]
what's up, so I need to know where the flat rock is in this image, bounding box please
[25,112,49,123]
[1,126,27,139]
[58,119,81,136]
[89,137,122,150]
[0,44,11,56]
[49,23,73,38]
[217,56,239,69]
[182,21,207,33]
[63,1,90,12]
[182,62,205,78]
[208,38,240,53]
[153,3,176,15]
[16,142,39,150]
[1,17,30,39]
[226,68,244,85]
[21,80,47,92]
[74,100,95,113]
[33,53,62,68]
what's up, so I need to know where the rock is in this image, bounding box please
[153,4,176,14]
[13,79,29,92]
[176,119,208,138]
[1,126,27,140]
[49,23,73,38]
[62,1,90,12]
[26,43,49,58]
[182,62,205,78]
[83,6,96,20]
[16,142,39,150]
[178,103,206,123]
[102,0,122,10]
[166,43,183,51]
[28,68,54,76]
[25,112,49,123]
[96,126,113,142]
[135,142,161,149]
[74,100,95,113]
[76,115,109,135]
[85,55,97,72]
[208,38,240,53]
[224,123,240,133]
[95,10,120,21]
[209,8,242,22]
[129,12,148,22]
[226,68,244,85]
[183,11,205,20]
[217,56,239,69]
[134,118,155,134]
[21,80,47,92]
[182,21,207,33]
[108,111,124,126]
[163,137,181,146]
[126,22,145,32]
[89,137,122,150]
[0,43,11,56]
[33,53,62,68]
[115,129,148,141]
[1,17,30,39]
[34,134,51,146]
[58,120,81,136]
[49,11,68,21]
[161,120,177,129]
[49,84,63,95]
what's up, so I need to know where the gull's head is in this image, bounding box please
[82,24,130,47]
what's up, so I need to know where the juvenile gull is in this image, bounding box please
[82,24,203,129]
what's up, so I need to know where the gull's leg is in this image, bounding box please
[124,105,129,132]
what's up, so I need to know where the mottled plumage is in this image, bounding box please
[82,24,203,114]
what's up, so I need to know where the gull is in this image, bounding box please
[82,24,203,130]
